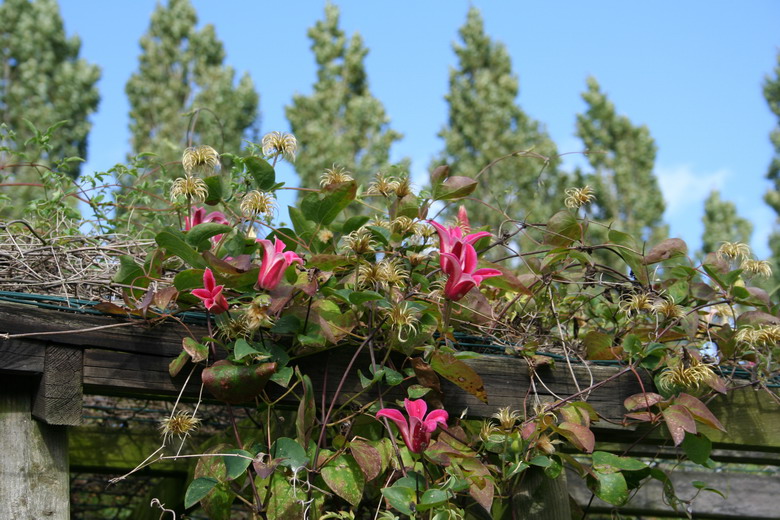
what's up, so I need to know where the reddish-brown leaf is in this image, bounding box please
[349,439,382,482]
[624,392,665,411]
[662,404,697,446]
[430,351,488,403]
[557,421,595,453]
[675,393,726,432]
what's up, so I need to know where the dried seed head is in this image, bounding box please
[320,165,354,188]
[182,145,220,175]
[317,229,334,243]
[740,259,772,278]
[241,190,276,218]
[366,172,400,197]
[651,296,685,319]
[170,176,208,202]
[384,301,419,341]
[656,355,717,394]
[391,216,420,235]
[378,258,408,287]
[618,293,654,315]
[261,131,297,163]
[479,420,502,443]
[492,406,522,431]
[394,176,414,198]
[716,241,751,262]
[564,186,596,209]
[342,228,376,255]
[160,411,200,439]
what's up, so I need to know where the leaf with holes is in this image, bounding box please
[430,351,487,403]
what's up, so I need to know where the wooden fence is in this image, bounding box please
[1,300,778,519]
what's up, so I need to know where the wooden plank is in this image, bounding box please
[0,377,69,520]
[0,337,45,374]
[0,300,204,357]
[32,344,83,426]
[568,466,780,519]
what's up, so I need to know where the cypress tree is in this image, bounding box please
[762,50,780,287]
[576,76,667,245]
[0,0,100,213]
[700,190,752,255]
[433,7,563,230]
[125,0,258,165]
[286,2,401,196]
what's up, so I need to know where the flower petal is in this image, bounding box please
[404,399,428,420]
[202,268,217,292]
[423,409,449,432]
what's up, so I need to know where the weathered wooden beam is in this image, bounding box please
[568,465,780,519]
[0,377,69,519]
[32,344,83,426]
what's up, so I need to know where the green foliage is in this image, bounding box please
[125,0,258,165]
[0,0,99,217]
[576,76,667,245]
[700,189,752,256]
[763,50,780,289]
[286,3,402,196]
[433,7,565,231]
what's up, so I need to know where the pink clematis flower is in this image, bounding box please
[256,237,304,291]
[191,268,229,314]
[440,244,502,301]
[185,207,230,247]
[375,399,448,454]
[429,218,491,268]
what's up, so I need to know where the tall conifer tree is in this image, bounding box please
[762,50,780,286]
[126,0,258,164]
[576,77,667,244]
[434,7,563,230]
[286,3,401,194]
[0,0,100,181]
[700,190,752,255]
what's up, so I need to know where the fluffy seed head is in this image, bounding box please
[716,242,751,262]
[241,190,276,218]
[171,176,208,202]
[320,165,354,188]
[564,186,596,209]
[366,172,400,197]
[492,406,522,431]
[182,145,220,175]
[342,228,376,255]
[160,411,200,439]
[740,259,772,278]
[262,131,297,162]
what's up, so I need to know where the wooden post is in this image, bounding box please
[0,377,70,519]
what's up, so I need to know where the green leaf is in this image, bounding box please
[300,181,357,225]
[201,360,277,404]
[342,215,370,234]
[169,350,190,378]
[185,222,233,247]
[270,315,301,334]
[348,290,384,306]
[682,433,712,466]
[174,268,204,291]
[245,156,276,190]
[223,449,253,480]
[202,175,225,205]
[608,229,648,285]
[267,472,304,520]
[296,371,315,446]
[184,477,218,508]
[529,455,552,467]
[592,451,647,472]
[182,337,208,363]
[430,351,487,403]
[591,470,628,505]
[233,338,261,361]
[544,210,582,246]
[381,486,416,516]
[156,228,205,268]
[416,489,450,511]
[271,437,309,469]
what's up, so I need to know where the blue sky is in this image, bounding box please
[56,0,779,256]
